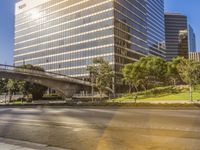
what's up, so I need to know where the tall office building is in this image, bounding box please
[14,0,166,89]
[112,0,149,76]
[14,0,149,79]
[146,0,166,58]
[165,13,196,61]
[188,25,196,52]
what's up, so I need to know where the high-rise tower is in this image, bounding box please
[14,0,148,79]
[146,0,166,58]
[188,25,196,52]
[165,13,192,61]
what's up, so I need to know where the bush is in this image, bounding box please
[42,94,63,100]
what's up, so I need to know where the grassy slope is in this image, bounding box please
[113,85,200,102]
[139,92,200,101]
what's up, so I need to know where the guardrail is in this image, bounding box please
[0,64,114,93]
[0,64,91,85]
[0,64,74,79]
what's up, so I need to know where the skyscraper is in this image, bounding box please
[112,0,149,78]
[165,13,196,61]
[188,25,196,52]
[14,0,148,79]
[14,0,166,91]
[146,0,166,58]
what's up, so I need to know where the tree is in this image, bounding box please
[87,58,114,100]
[122,62,145,103]
[122,63,141,93]
[6,79,19,102]
[17,80,30,100]
[0,78,7,94]
[139,56,168,88]
[167,57,184,86]
[123,56,168,91]
[177,58,200,101]
[17,64,48,100]
[122,64,134,93]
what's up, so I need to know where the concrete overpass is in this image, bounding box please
[0,64,113,98]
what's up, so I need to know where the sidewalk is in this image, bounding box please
[0,138,68,150]
[0,142,35,150]
[138,100,200,104]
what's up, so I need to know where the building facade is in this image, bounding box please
[189,52,200,62]
[165,13,196,61]
[14,0,149,79]
[146,0,166,58]
[15,0,116,77]
[14,0,166,92]
[188,25,196,52]
[113,0,149,75]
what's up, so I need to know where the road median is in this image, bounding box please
[0,101,200,109]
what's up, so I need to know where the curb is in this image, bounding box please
[0,102,200,110]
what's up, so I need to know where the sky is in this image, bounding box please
[0,0,200,65]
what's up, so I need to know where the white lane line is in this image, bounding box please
[73,128,82,132]
[0,120,74,130]
[0,118,93,127]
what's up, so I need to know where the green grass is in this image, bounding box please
[111,85,200,102]
[139,92,200,101]
[11,101,27,104]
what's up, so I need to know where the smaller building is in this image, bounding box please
[165,13,196,61]
[189,52,200,62]
[188,25,196,52]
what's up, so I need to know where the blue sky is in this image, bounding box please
[0,0,199,64]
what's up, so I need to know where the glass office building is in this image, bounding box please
[165,13,189,61]
[113,0,148,74]
[14,0,166,86]
[146,0,166,58]
[14,0,148,78]
[15,0,115,77]
[188,25,196,52]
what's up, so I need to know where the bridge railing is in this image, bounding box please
[0,64,114,93]
[0,64,91,85]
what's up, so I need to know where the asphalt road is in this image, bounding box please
[0,107,200,150]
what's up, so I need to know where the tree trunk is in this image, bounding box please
[129,84,132,93]
[133,84,138,104]
[142,84,147,91]
[112,77,116,98]
[189,84,193,102]
[173,79,176,86]
[9,91,13,103]
[99,89,102,101]
[91,85,94,102]
[4,93,8,103]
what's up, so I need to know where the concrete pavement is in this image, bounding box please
[0,107,200,150]
[0,142,35,150]
[0,137,66,150]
